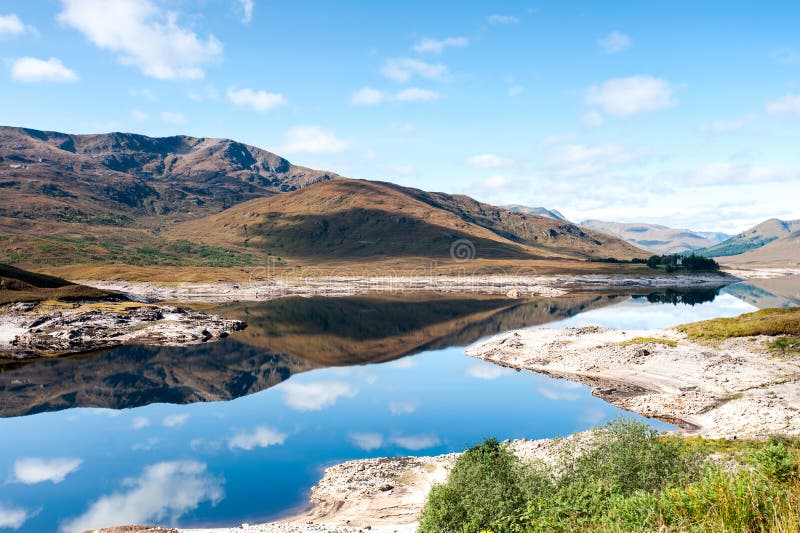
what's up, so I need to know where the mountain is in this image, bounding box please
[0,263,117,304]
[1,126,645,269]
[720,230,800,268]
[503,205,569,222]
[695,218,800,258]
[724,277,800,308]
[580,220,728,255]
[167,179,645,261]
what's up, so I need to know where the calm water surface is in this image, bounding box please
[0,287,759,532]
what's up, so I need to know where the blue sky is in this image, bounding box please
[1,0,799,232]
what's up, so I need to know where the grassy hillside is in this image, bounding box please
[695,218,800,258]
[720,230,800,268]
[167,179,645,262]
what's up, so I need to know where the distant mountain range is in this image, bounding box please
[503,205,570,222]
[693,218,800,258]
[0,126,643,269]
[579,220,731,255]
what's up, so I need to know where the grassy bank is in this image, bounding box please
[419,419,800,533]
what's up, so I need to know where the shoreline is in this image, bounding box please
[78,273,734,303]
[179,319,800,533]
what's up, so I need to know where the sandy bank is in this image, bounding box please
[181,437,577,533]
[80,273,733,303]
[467,326,800,439]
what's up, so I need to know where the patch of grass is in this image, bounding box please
[617,336,678,348]
[677,307,800,341]
[419,420,800,533]
[770,336,800,357]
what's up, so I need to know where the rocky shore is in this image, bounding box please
[467,326,800,439]
[82,273,733,303]
[0,302,245,359]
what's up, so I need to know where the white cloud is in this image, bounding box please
[129,87,156,101]
[10,57,79,83]
[388,401,417,415]
[161,111,186,124]
[697,115,757,132]
[692,162,782,185]
[465,364,511,380]
[228,426,288,451]
[472,174,511,193]
[351,87,384,105]
[280,380,357,410]
[351,87,441,105]
[60,461,223,533]
[0,13,36,37]
[765,93,800,115]
[586,75,678,116]
[131,416,150,429]
[58,0,223,80]
[466,153,514,169]
[0,503,29,530]
[550,142,638,177]
[597,31,631,53]
[508,85,524,97]
[162,413,189,427]
[386,356,416,368]
[227,87,286,112]
[536,382,581,401]
[390,434,441,450]
[581,110,605,127]
[394,87,441,102]
[349,432,384,451]
[278,126,349,154]
[488,14,520,25]
[380,57,448,83]
[12,457,82,485]
[132,437,160,452]
[238,0,254,24]
[413,36,468,54]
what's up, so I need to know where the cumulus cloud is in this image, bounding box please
[131,416,150,429]
[388,401,418,415]
[550,142,639,177]
[487,14,520,25]
[466,153,514,169]
[0,13,36,37]
[697,115,757,132]
[58,0,223,80]
[380,58,448,83]
[227,87,286,111]
[508,85,524,97]
[349,432,384,451]
[692,162,783,185]
[765,93,800,115]
[413,36,468,54]
[280,380,357,410]
[0,503,30,529]
[12,457,82,485]
[597,31,631,53]
[351,87,441,105]
[60,461,223,533]
[581,110,605,127]
[10,57,78,83]
[228,426,288,451]
[391,434,441,451]
[238,0,254,24]
[586,75,678,116]
[278,126,349,154]
[162,413,189,427]
[160,111,186,125]
[465,364,511,380]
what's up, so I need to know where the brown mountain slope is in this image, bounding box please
[721,230,800,268]
[581,220,726,254]
[166,179,645,261]
[0,263,118,304]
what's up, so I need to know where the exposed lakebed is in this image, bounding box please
[0,286,764,532]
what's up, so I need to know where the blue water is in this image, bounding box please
[0,290,757,532]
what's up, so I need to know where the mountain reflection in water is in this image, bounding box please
[0,289,725,418]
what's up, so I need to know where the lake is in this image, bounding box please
[0,286,763,532]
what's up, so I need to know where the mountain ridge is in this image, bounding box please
[580,220,729,255]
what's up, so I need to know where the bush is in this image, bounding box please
[420,419,800,532]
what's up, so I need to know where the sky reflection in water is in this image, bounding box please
[0,291,759,531]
